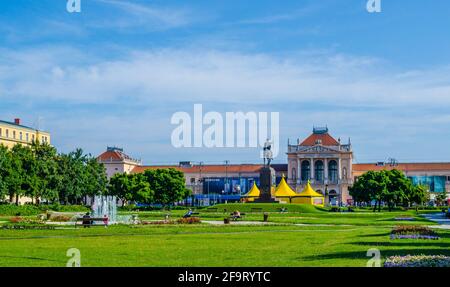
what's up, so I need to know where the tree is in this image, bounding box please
[30,142,59,203]
[349,169,416,212]
[84,156,108,202]
[108,173,134,206]
[144,168,191,207]
[410,184,430,209]
[383,170,411,211]
[0,145,11,201]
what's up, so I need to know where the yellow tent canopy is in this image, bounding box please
[274,177,297,197]
[298,181,324,197]
[245,182,261,197]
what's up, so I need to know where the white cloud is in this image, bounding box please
[2,46,450,162]
[91,0,191,30]
[1,47,450,108]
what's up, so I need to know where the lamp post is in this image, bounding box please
[225,160,229,194]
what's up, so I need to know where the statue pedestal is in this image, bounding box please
[253,166,278,203]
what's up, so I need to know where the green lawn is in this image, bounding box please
[0,205,448,267]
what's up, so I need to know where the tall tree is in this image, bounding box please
[144,168,191,207]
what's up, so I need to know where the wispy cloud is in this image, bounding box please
[91,0,191,30]
[2,46,450,162]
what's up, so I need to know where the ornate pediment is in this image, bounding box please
[298,145,339,153]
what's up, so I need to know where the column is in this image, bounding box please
[310,158,315,182]
[297,159,301,184]
[324,158,328,183]
[338,158,342,181]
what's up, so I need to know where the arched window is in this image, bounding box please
[328,160,338,183]
[315,160,324,181]
[291,168,296,181]
[301,160,310,181]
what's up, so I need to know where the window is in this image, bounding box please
[19,132,23,140]
[301,160,311,181]
[26,133,29,142]
[13,131,16,139]
[6,129,9,138]
[328,160,338,182]
[315,160,324,182]
[0,128,2,137]
[190,178,196,184]
[32,134,35,142]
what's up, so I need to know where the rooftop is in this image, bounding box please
[97,147,141,164]
[299,127,340,146]
[0,119,48,133]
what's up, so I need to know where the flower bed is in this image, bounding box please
[390,225,439,240]
[384,255,450,267]
[177,217,201,224]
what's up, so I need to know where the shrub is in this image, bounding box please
[176,217,201,224]
[384,255,450,267]
[0,205,41,216]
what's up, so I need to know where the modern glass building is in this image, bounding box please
[408,176,447,193]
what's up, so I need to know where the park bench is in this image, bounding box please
[75,217,107,228]
[250,207,263,213]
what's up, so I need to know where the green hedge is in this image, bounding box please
[0,204,89,216]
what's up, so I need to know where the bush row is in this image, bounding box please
[0,204,89,216]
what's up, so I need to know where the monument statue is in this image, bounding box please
[263,139,273,167]
[255,139,277,203]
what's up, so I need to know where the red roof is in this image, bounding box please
[97,150,138,162]
[132,164,264,174]
[353,163,450,172]
[300,132,340,146]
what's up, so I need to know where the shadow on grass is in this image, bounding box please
[349,241,450,248]
[0,255,64,263]
[358,232,391,237]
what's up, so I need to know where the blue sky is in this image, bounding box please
[1,0,450,164]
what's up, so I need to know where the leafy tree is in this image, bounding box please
[410,184,430,209]
[144,168,190,207]
[0,145,11,201]
[30,142,59,203]
[108,172,134,206]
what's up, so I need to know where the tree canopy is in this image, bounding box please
[349,169,430,211]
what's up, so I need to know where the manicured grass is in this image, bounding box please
[208,203,324,213]
[0,208,447,267]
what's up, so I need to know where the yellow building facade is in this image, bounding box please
[0,119,50,149]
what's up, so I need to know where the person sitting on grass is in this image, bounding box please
[232,210,241,221]
[183,209,193,218]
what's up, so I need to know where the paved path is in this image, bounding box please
[422,212,450,229]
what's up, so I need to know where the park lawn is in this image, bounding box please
[0,216,449,267]
[122,209,435,227]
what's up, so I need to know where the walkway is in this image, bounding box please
[422,212,450,229]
